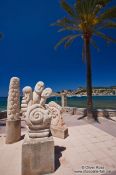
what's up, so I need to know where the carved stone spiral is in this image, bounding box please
[48,107,61,126]
[26,104,52,138]
[46,102,66,129]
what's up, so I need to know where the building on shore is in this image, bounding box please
[52,86,116,97]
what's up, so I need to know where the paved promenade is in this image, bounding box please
[0,115,116,175]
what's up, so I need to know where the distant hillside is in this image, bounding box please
[55,86,116,96]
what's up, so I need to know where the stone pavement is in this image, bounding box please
[0,115,116,175]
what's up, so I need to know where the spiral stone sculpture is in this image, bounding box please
[26,104,51,138]
[22,81,66,175]
[7,77,20,120]
[21,81,68,139]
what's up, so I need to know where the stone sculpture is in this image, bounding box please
[26,104,51,138]
[6,77,21,144]
[21,86,33,118]
[22,83,54,175]
[21,80,68,139]
[46,101,64,127]
[7,77,20,120]
[47,101,68,139]
[33,81,44,104]
[47,101,62,111]
[25,87,52,138]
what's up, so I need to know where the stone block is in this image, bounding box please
[22,134,54,175]
[62,107,74,115]
[51,127,68,139]
[6,119,21,144]
[75,108,87,116]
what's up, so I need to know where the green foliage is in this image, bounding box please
[52,0,116,52]
[61,0,76,17]
[55,34,81,49]
[99,7,116,21]
[94,31,116,43]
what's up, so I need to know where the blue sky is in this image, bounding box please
[0,0,116,96]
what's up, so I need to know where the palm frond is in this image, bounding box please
[97,21,116,30]
[98,7,116,21]
[94,31,116,43]
[90,39,100,51]
[55,34,81,49]
[64,34,81,47]
[104,21,116,29]
[58,27,77,32]
[75,0,109,17]
[61,0,76,17]
[55,35,73,49]
[74,0,86,20]
[51,18,74,27]
[52,0,116,54]
[96,0,112,6]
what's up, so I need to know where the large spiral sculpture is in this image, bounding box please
[26,104,51,138]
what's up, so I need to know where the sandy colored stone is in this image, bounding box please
[51,127,68,139]
[22,134,54,175]
[7,77,20,120]
[6,119,21,144]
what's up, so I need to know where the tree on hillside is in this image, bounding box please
[52,0,116,120]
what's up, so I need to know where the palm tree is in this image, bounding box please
[52,0,116,119]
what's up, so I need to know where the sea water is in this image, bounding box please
[0,96,116,112]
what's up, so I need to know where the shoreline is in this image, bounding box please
[0,95,116,98]
[0,95,116,112]
[67,95,116,97]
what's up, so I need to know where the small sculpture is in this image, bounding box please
[47,101,62,111]
[7,77,20,120]
[47,102,65,128]
[21,86,33,118]
[46,101,68,139]
[33,81,44,104]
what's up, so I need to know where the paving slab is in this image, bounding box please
[0,115,116,175]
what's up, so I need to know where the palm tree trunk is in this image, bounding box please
[85,37,93,119]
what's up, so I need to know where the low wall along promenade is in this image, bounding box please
[0,108,116,119]
[63,107,116,118]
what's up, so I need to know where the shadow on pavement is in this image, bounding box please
[55,145,66,170]
[0,119,6,127]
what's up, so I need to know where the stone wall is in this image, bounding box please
[0,107,116,119]
[0,111,7,119]
[63,107,116,118]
